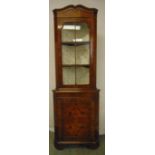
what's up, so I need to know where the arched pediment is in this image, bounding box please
[53,5,98,18]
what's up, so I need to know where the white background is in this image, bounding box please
[0,0,155,155]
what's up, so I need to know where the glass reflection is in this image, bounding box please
[76,45,89,65]
[63,67,75,85]
[62,45,75,65]
[76,67,89,85]
[76,23,89,42]
[62,24,76,42]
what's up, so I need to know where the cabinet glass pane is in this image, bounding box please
[61,22,90,85]
[62,23,75,42]
[75,23,89,42]
[62,45,75,65]
[76,44,89,65]
[76,67,89,85]
[63,67,75,85]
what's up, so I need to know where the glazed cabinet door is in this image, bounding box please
[62,22,90,85]
[55,17,96,88]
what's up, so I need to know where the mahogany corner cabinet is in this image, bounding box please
[52,5,99,149]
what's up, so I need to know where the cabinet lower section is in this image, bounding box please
[53,88,99,149]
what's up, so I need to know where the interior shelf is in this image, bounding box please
[62,41,90,46]
[62,64,90,67]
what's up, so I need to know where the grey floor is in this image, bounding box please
[49,132,105,155]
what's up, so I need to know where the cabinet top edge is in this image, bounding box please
[53,5,98,13]
[53,5,98,18]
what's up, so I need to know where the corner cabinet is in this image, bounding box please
[53,5,99,149]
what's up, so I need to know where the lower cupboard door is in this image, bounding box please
[55,97,97,142]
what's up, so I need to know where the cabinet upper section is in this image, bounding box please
[53,5,98,89]
[53,5,98,18]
